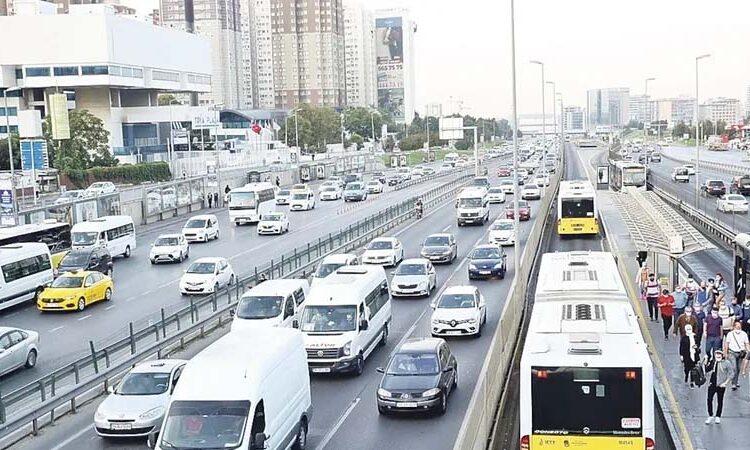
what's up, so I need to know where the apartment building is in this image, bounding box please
[343,0,376,107]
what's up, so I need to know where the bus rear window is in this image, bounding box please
[561,199,594,218]
[531,366,642,436]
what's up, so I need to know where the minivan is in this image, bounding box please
[455,187,490,226]
[231,279,310,331]
[70,215,136,258]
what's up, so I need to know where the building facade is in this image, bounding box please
[343,0,376,107]
[649,97,695,128]
[628,94,653,124]
[586,87,630,131]
[271,0,346,109]
[699,97,741,125]
[374,8,415,124]
[240,0,275,109]
[160,0,245,108]
[563,106,585,133]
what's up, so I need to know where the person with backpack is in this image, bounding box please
[657,289,675,339]
[705,349,734,424]
[679,324,701,388]
[645,274,660,322]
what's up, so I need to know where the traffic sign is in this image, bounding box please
[20,139,49,171]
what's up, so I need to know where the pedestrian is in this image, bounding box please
[207,193,213,208]
[636,262,650,296]
[685,276,698,303]
[704,308,723,358]
[679,324,700,388]
[696,281,709,312]
[717,298,734,337]
[645,273,661,322]
[716,273,728,299]
[730,296,742,323]
[693,301,706,347]
[675,306,698,339]
[723,320,749,390]
[705,349,733,425]
[706,278,717,306]
[673,286,689,320]
[740,296,750,338]
[225,184,231,195]
[275,176,280,188]
[214,192,219,208]
[657,289,675,339]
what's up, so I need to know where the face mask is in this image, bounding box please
[685,311,692,316]
[716,356,723,361]
[711,312,719,318]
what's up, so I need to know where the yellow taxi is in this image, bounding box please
[37,270,114,312]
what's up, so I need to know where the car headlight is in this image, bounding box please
[422,388,441,398]
[138,406,165,421]
[469,264,478,270]
[94,410,107,421]
[342,341,352,356]
[494,263,504,269]
[467,318,478,324]
[378,388,392,398]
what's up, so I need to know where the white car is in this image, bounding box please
[84,181,117,197]
[717,194,749,213]
[412,168,425,179]
[276,189,292,205]
[390,258,436,297]
[328,176,345,188]
[672,167,689,183]
[179,257,235,295]
[289,190,316,211]
[533,175,550,186]
[521,184,542,200]
[149,234,189,264]
[366,180,384,194]
[94,359,187,438]
[311,253,358,286]
[0,327,39,376]
[430,286,486,337]
[319,185,343,201]
[498,180,515,195]
[684,164,696,176]
[257,212,290,235]
[489,219,516,246]
[362,237,404,267]
[487,187,506,204]
[182,214,219,243]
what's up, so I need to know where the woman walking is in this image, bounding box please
[679,325,700,388]
[705,350,734,425]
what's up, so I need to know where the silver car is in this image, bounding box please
[0,327,39,376]
[94,359,187,437]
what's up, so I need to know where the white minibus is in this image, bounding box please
[70,215,136,258]
[456,187,490,226]
[231,279,310,331]
[228,182,276,225]
[0,243,54,311]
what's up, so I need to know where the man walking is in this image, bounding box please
[705,349,733,425]
[657,289,675,339]
[724,321,750,390]
[645,274,660,322]
[704,308,723,358]
[675,306,698,339]
[673,286,689,320]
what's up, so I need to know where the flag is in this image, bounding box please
[252,123,262,134]
[272,120,281,131]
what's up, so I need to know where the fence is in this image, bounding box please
[0,171,472,448]
[660,150,750,178]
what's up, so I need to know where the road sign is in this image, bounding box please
[0,178,14,226]
[20,140,49,171]
[439,117,464,140]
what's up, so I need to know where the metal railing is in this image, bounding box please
[0,171,472,447]
[660,151,750,178]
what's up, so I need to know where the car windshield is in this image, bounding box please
[424,236,449,246]
[438,293,476,308]
[396,264,427,275]
[187,262,216,274]
[500,181,513,186]
[60,252,89,266]
[71,231,98,246]
[387,353,439,375]
[368,240,392,250]
[155,237,179,246]
[301,305,358,332]
[292,193,308,200]
[315,262,344,278]
[491,222,513,231]
[236,295,283,319]
[160,400,249,449]
[116,372,170,395]
[727,195,745,201]
[51,276,84,288]
[346,183,363,190]
[471,247,502,259]
[261,214,282,221]
[488,188,504,193]
[185,219,207,228]
[708,181,723,186]
[322,187,337,192]
[458,198,482,208]
[278,189,290,196]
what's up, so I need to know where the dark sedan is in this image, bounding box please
[376,338,458,416]
[702,180,726,197]
[467,245,506,280]
[505,200,531,221]
[57,247,113,277]
[420,233,457,264]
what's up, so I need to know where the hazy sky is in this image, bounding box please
[127,0,750,119]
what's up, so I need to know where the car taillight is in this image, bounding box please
[645,437,655,450]
[520,435,530,450]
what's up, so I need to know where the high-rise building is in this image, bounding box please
[343,0,376,108]
[240,0,275,109]
[160,0,245,108]
[651,97,695,128]
[563,106,585,133]
[271,0,346,109]
[699,97,741,125]
[586,87,629,131]
[628,95,653,124]
[374,8,415,124]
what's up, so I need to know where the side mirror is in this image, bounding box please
[376,367,385,374]
[146,432,158,448]
[442,366,453,373]
[253,433,267,450]
[359,320,369,331]
[229,309,236,318]
[107,385,115,394]
[292,319,299,329]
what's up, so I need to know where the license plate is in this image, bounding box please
[110,423,132,430]
[480,270,491,274]
[397,402,418,408]
[311,368,331,373]
[446,330,462,335]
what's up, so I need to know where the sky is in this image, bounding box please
[126,0,750,119]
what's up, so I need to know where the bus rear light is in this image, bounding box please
[520,435,530,449]
[645,437,655,450]
[625,370,637,380]
[536,370,548,379]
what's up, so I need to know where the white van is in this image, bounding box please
[152,328,312,450]
[298,265,391,376]
[182,214,219,243]
[0,243,54,311]
[70,215,136,258]
[289,189,316,211]
[456,187,490,226]
[231,279,310,331]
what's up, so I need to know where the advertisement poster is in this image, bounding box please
[49,93,71,140]
[376,16,405,120]
[0,178,14,226]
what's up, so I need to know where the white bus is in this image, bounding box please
[0,221,71,268]
[227,182,276,225]
[70,215,136,258]
[557,180,599,236]
[0,243,54,311]
[609,161,647,192]
[520,252,655,450]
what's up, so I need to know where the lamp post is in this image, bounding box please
[167,98,181,179]
[510,0,520,275]
[644,77,655,139]
[694,53,710,208]
[3,87,20,225]
[545,80,555,196]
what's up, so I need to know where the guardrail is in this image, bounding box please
[660,150,750,178]
[0,171,473,448]
[453,163,563,450]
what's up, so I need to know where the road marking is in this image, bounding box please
[50,424,92,450]
[77,314,92,321]
[105,305,116,310]
[48,326,65,333]
[442,224,452,232]
[314,397,361,450]
[393,196,456,238]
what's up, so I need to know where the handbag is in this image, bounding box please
[691,364,706,387]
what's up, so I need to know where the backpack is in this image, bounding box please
[691,364,706,387]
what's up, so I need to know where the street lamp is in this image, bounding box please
[694,53,711,208]
[545,80,555,196]
[556,92,565,147]
[510,0,520,275]
[530,60,545,143]
[2,86,20,225]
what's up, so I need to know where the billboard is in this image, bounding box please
[439,117,464,140]
[376,16,404,120]
[49,93,70,140]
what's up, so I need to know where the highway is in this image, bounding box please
[12,159,546,450]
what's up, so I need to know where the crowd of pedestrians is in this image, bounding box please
[637,264,750,425]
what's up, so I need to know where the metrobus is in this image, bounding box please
[0,221,71,268]
[520,252,655,450]
[609,161,647,192]
[557,180,598,236]
[227,182,276,225]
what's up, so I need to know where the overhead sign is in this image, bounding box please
[49,93,70,140]
[191,110,220,130]
[171,129,188,146]
[20,139,49,171]
[439,117,464,140]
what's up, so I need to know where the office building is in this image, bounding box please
[563,106,585,133]
[745,85,750,119]
[650,97,695,128]
[160,0,245,108]
[54,0,135,14]
[699,97,741,125]
[374,8,416,124]
[271,0,346,109]
[586,87,630,131]
[628,95,653,124]
[343,0,376,107]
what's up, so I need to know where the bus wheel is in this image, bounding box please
[124,246,131,258]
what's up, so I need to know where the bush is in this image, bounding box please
[62,162,172,189]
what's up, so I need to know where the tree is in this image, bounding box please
[399,133,427,151]
[342,106,391,140]
[43,109,115,170]
[157,94,181,106]
[349,133,364,150]
[0,133,21,171]
[383,135,396,152]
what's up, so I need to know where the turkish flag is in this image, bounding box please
[252,123,262,134]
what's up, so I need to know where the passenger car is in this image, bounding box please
[497,167,512,177]
[498,180,515,194]
[319,185,343,201]
[730,175,750,195]
[430,286,486,337]
[179,257,235,295]
[489,219,515,246]
[366,180,384,194]
[468,245,506,279]
[376,338,457,415]
[701,179,726,197]
[289,189,316,211]
[362,237,404,266]
[717,194,749,213]
[84,181,117,197]
[181,215,219,242]
[275,189,292,205]
[487,187,506,204]
[0,327,39,376]
[671,167,689,183]
[94,359,187,438]
[257,212,290,234]
[420,233,457,264]
[683,164,696,175]
[390,258,436,297]
[521,184,542,200]
[386,174,402,186]
[343,182,368,201]
[149,234,189,264]
[505,200,531,221]
[37,270,113,311]
[58,246,114,276]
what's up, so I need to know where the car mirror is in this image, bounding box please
[107,385,115,394]
[253,433,267,450]
[359,320,369,331]
[376,367,385,374]
[229,308,235,318]
[292,319,299,329]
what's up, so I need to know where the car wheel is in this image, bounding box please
[452,366,459,390]
[379,324,388,347]
[185,248,189,259]
[378,404,388,415]
[104,288,112,301]
[229,274,235,286]
[438,392,448,415]
[213,283,219,293]
[353,353,364,376]
[25,350,37,368]
[292,419,308,450]
[215,230,220,240]
[124,246,131,258]
[77,297,86,311]
[150,259,156,265]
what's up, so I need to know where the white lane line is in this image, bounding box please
[314,397,361,450]
[48,326,65,333]
[77,314,92,321]
[50,424,92,450]
[105,305,116,310]
[442,224,452,232]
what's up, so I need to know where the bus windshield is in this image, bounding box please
[623,169,646,186]
[71,231,98,246]
[228,192,257,209]
[531,366,643,436]
[561,198,595,218]
[236,295,283,319]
